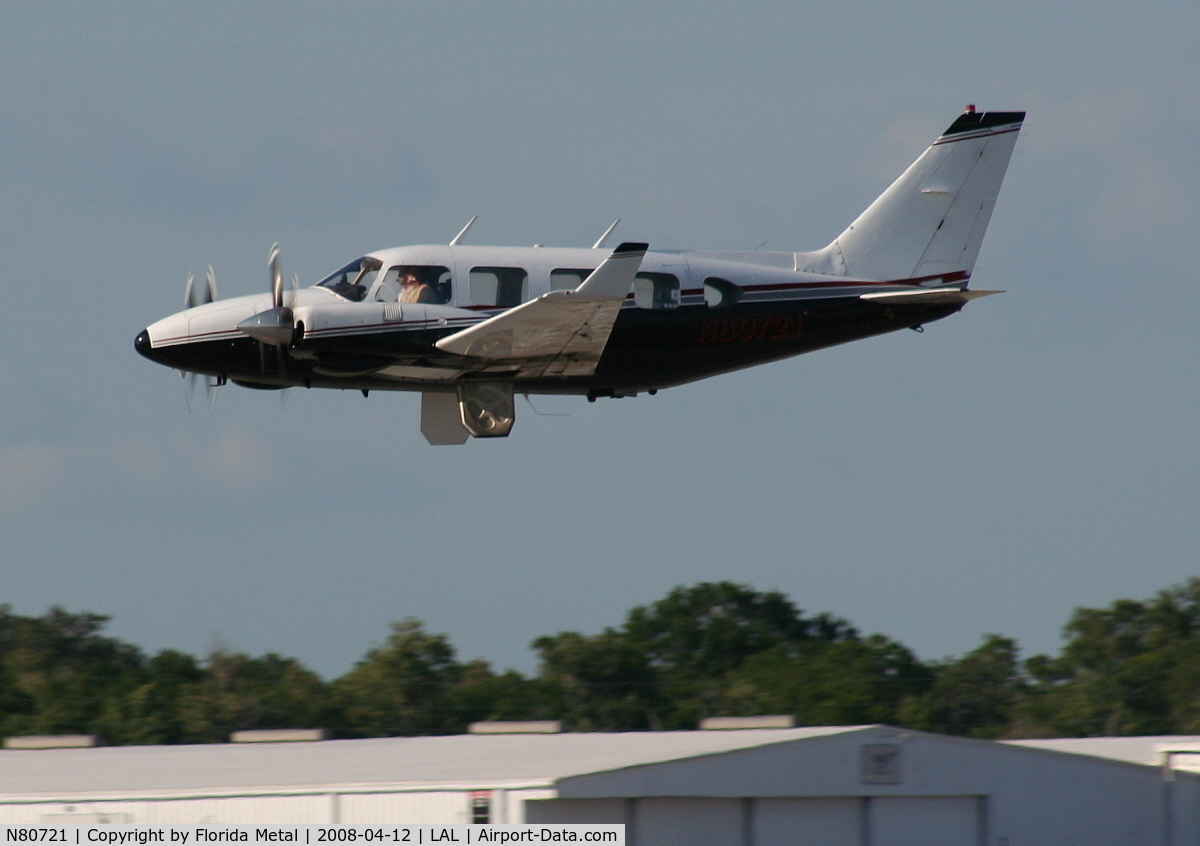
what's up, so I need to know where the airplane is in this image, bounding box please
[136,106,1024,444]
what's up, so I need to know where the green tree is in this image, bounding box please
[443,659,548,725]
[721,635,933,727]
[172,650,331,743]
[898,635,1025,739]
[529,583,866,731]
[532,630,658,730]
[622,582,858,728]
[1016,580,1200,737]
[105,649,206,744]
[622,582,855,679]
[331,618,464,736]
[0,605,146,741]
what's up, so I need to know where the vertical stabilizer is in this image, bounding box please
[795,108,1025,282]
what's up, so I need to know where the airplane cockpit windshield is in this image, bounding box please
[317,257,382,302]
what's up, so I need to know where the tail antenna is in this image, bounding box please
[592,219,620,249]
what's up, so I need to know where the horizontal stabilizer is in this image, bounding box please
[859,288,1002,305]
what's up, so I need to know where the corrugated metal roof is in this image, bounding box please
[0,727,867,798]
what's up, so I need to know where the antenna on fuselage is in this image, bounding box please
[449,216,477,246]
[592,219,620,249]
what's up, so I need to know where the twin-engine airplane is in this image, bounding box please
[136,107,1024,444]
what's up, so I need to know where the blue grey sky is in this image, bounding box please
[2,1,1198,678]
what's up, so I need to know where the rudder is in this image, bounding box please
[796,108,1025,283]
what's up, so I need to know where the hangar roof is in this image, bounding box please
[0,726,866,799]
[8,726,1195,803]
[1007,735,1200,767]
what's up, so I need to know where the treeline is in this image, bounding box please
[5,580,1200,745]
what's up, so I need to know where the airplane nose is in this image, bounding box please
[134,329,153,359]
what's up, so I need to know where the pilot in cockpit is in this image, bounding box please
[397,267,437,304]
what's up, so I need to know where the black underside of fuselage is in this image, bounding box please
[140,296,962,395]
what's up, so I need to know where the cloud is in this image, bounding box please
[1024,88,1200,258]
[97,422,281,497]
[0,59,436,228]
[197,424,279,491]
[0,443,70,518]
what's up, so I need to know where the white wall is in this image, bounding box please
[0,787,559,826]
[338,791,469,824]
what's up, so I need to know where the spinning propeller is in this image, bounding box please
[182,368,219,414]
[184,266,218,308]
[181,267,221,411]
[237,243,297,347]
[236,243,300,387]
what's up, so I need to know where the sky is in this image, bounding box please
[2,1,1199,680]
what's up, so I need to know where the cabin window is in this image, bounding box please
[470,266,528,307]
[634,272,680,309]
[550,268,595,291]
[373,265,452,304]
[703,277,742,309]
[317,257,382,302]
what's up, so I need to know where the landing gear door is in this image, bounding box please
[421,392,468,445]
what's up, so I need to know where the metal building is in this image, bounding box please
[2,724,1198,844]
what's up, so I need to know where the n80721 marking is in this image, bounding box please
[697,313,802,344]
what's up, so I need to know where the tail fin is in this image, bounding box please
[796,108,1025,282]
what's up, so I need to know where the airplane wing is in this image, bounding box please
[435,242,647,378]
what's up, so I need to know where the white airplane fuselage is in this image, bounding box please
[138,246,964,394]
